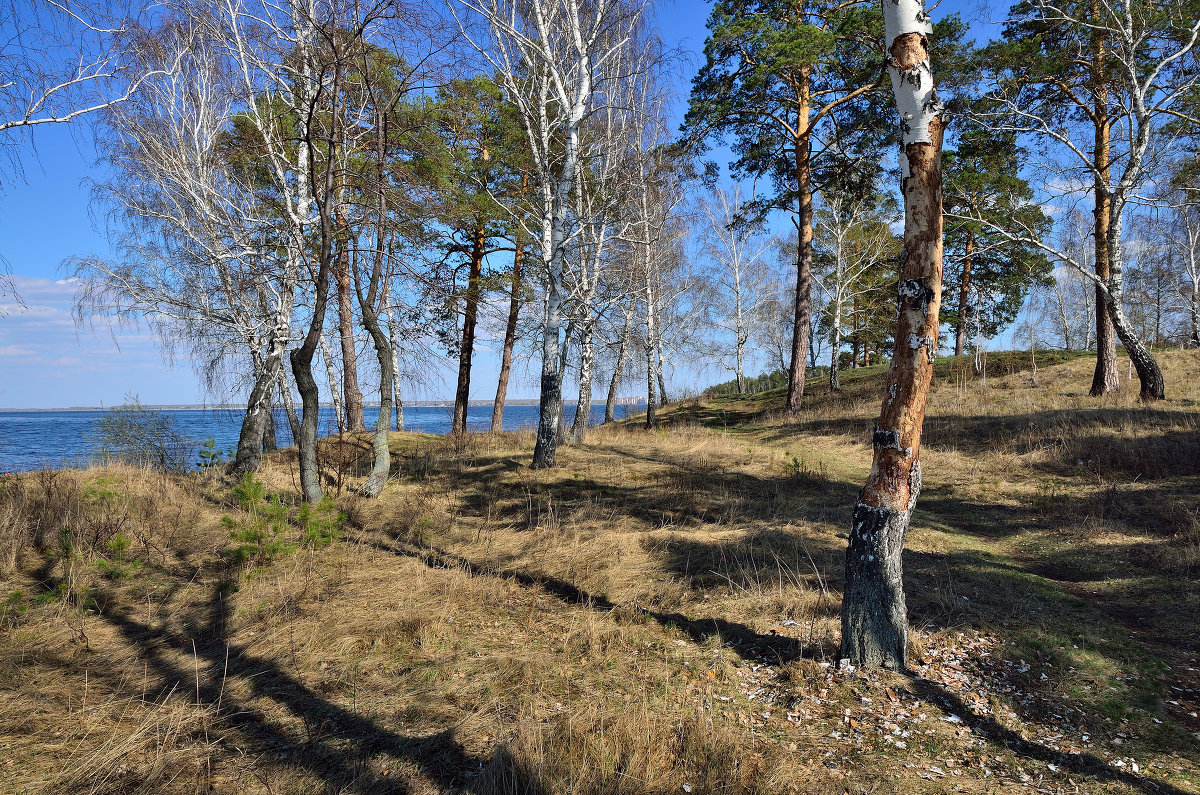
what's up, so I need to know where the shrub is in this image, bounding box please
[299,497,345,548]
[89,396,193,472]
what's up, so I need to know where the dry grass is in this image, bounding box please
[1,349,1199,793]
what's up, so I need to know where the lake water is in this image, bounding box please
[0,402,640,472]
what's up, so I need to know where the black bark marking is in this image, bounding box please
[898,277,935,314]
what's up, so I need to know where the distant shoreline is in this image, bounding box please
[0,399,648,412]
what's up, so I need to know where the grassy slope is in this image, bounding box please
[1,349,1199,794]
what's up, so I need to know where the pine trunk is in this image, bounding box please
[1089,8,1120,397]
[492,227,523,431]
[454,222,486,435]
[785,86,814,415]
[841,1,944,670]
[335,235,365,431]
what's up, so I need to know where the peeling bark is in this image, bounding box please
[841,1,944,671]
[785,86,813,415]
[1089,7,1120,397]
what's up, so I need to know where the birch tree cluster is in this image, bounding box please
[46,0,700,489]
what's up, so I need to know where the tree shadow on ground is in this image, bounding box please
[366,534,840,666]
[911,676,1192,795]
[28,564,490,794]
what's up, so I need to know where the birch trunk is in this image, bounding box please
[262,392,277,453]
[384,307,405,431]
[319,333,345,432]
[1101,212,1165,399]
[830,304,842,391]
[604,302,634,424]
[953,231,974,357]
[571,328,595,443]
[532,81,587,469]
[656,352,668,407]
[840,0,944,670]
[232,305,292,475]
[1190,285,1199,348]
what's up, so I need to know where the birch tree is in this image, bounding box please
[701,186,773,395]
[982,0,1200,399]
[454,0,647,467]
[840,0,945,670]
[814,194,898,390]
[1169,195,1200,347]
[72,18,301,475]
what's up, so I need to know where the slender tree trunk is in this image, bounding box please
[605,354,626,424]
[1090,10,1120,397]
[1190,284,1199,348]
[233,347,283,475]
[605,302,634,424]
[736,334,746,394]
[841,3,944,670]
[571,328,595,443]
[262,390,277,453]
[320,334,344,432]
[1102,212,1165,399]
[532,285,564,468]
[644,339,657,428]
[454,222,486,436]
[643,263,659,428]
[785,87,814,415]
[384,306,405,431]
[531,97,586,470]
[954,231,974,356]
[492,226,524,431]
[656,353,668,407]
[292,272,332,504]
[277,369,301,446]
[335,233,365,431]
[358,292,393,497]
[830,302,843,391]
[851,296,860,370]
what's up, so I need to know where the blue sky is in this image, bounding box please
[0,0,996,408]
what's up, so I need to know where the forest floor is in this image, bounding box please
[1,349,1199,794]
